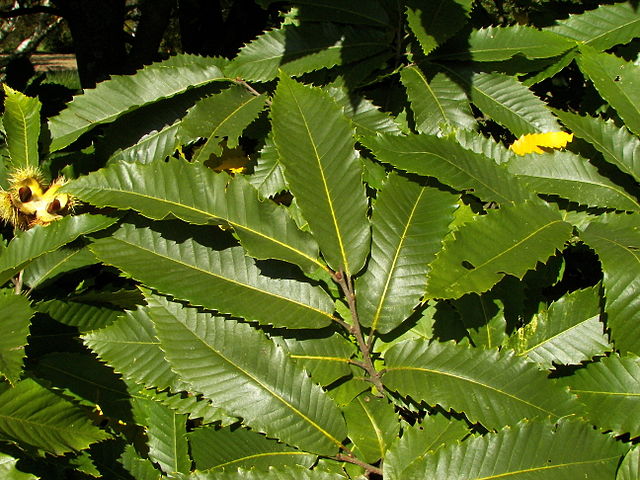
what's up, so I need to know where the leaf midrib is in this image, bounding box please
[371,188,424,332]
[514,169,640,208]
[382,144,513,203]
[97,235,334,320]
[410,67,450,129]
[386,365,559,418]
[473,456,623,479]
[445,218,566,294]
[519,314,600,355]
[212,451,312,470]
[287,82,350,274]
[196,94,265,158]
[73,184,325,270]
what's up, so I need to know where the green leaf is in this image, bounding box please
[33,352,132,422]
[37,298,122,332]
[2,85,41,169]
[228,24,388,83]
[618,446,640,480]
[562,354,640,437]
[95,83,220,164]
[554,109,640,184]
[0,452,37,480]
[426,200,572,299]
[342,393,398,464]
[132,397,190,475]
[140,388,236,426]
[510,287,611,369]
[22,247,97,290]
[547,2,640,51]
[272,75,370,276]
[179,86,267,162]
[439,25,574,62]
[405,0,469,56]
[325,85,403,137]
[65,160,324,273]
[0,378,110,455]
[0,292,33,385]
[109,121,180,165]
[577,48,640,136]
[181,465,345,480]
[464,71,561,137]
[452,293,507,349]
[522,48,578,87]
[362,133,530,204]
[83,305,191,392]
[400,66,476,135]
[455,128,516,165]
[89,222,335,329]
[147,295,347,456]
[356,173,458,333]
[294,0,389,27]
[188,425,315,471]
[507,150,640,211]
[581,215,640,355]
[383,414,469,480]
[383,340,577,429]
[248,134,287,198]
[0,214,118,287]
[405,419,625,479]
[118,444,162,480]
[48,54,227,151]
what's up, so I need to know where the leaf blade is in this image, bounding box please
[89,222,335,329]
[0,214,118,286]
[383,340,578,429]
[562,354,640,437]
[508,150,640,211]
[2,85,41,169]
[577,48,640,136]
[426,200,572,299]
[400,66,476,135]
[64,160,324,273]
[0,293,33,385]
[271,75,370,275]
[356,173,458,333]
[406,419,624,479]
[581,214,640,355]
[148,295,347,455]
[547,2,640,51]
[362,133,530,204]
[0,378,110,455]
[48,55,226,151]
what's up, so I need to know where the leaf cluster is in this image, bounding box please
[1,1,640,479]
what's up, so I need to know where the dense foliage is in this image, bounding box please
[1,0,640,478]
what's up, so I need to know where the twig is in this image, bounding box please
[334,453,383,477]
[0,5,59,19]
[233,77,272,106]
[13,270,23,295]
[333,269,384,395]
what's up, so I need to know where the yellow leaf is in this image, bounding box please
[509,131,573,156]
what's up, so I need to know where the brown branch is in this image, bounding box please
[334,453,383,477]
[0,5,60,18]
[13,270,23,295]
[333,269,384,395]
[233,78,272,106]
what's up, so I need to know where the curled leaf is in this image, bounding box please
[509,131,573,155]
